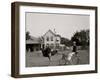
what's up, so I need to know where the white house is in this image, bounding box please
[42,29,61,49]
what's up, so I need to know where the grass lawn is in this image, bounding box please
[26,49,89,67]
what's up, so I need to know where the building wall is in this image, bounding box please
[26,44,41,52]
[43,30,60,49]
[56,36,61,44]
[43,30,56,47]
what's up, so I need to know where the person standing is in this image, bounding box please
[71,41,80,64]
[72,41,77,53]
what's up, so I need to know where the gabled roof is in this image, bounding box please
[43,29,56,37]
[43,29,61,38]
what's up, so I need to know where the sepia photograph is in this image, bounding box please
[11,2,97,77]
[25,12,90,67]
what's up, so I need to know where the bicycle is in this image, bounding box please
[59,52,81,65]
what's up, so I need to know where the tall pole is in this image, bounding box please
[54,29,56,50]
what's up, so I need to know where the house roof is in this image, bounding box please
[56,34,61,38]
[26,36,42,44]
[43,29,61,38]
[43,29,56,37]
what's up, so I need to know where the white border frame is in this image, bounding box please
[19,5,96,75]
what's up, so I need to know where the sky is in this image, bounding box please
[26,12,89,39]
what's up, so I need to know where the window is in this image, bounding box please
[56,38,59,42]
[46,44,49,47]
[56,44,59,48]
[46,37,49,41]
[51,36,53,41]
[56,39,59,42]
[49,44,54,49]
[56,37,59,42]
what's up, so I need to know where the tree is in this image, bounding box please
[61,37,72,46]
[26,31,31,40]
[71,30,89,47]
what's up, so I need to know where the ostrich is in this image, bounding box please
[41,46,58,61]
